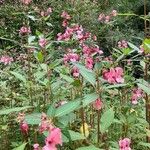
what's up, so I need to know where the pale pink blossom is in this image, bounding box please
[93,98,103,110]
[43,128,62,150]
[104,15,110,23]
[39,38,47,48]
[119,138,131,150]
[61,11,71,20]
[0,55,13,65]
[21,0,32,5]
[62,19,68,27]
[118,40,128,49]
[111,10,118,16]
[19,26,31,35]
[33,143,40,150]
[98,13,105,21]
[63,53,79,64]
[131,88,143,105]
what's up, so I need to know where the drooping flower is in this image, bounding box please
[119,138,131,150]
[20,121,29,134]
[93,98,103,110]
[0,55,13,65]
[43,128,62,150]
[39,38,47,48]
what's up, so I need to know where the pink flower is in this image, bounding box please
[85,57,94,69]
[43,128,62,150]
[103,67,124,84]
[111,10,118,16]
[61,11,71,20]
[47,7,52,14]
[20,121,29,134]
[33,143,39,150]
[119,138,131,150]
[19,26,31,35]
[118,40,128,49]
[131,88,143,105]
[104,15,110,23]
[21,0,32,5]
[93,98,103,110]
[62,19,69,27]
[0,55,13,65]
[39,38,47,48]
[98,13,105,21]
[63,53,79,64]
[72,66,80,78]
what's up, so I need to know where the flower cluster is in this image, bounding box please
[98,10,117,23]
[19,26,31,35]
[103,67,124,84]
[0,55,13,65]
[119,138,131,150]
[41,7,52,17]
[39,113,53,133]
[118,40,128,49]
[61,11,71,27]
[39,38,47,48]
[131,88,143,104]
[63,52,80,64]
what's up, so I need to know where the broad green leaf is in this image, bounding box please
[100,108,114,133]
[47,104,56,117]
[143,38,150,54]
[128,42,140,51]
[34,51,44,63]
[55,101,80,117]
[68,130,85,141]
[137,80,150,95]
[10,71,26,83]
[0,106,32,115]
[25,113,41,125]
[28,36,35,44]
[13,143,27,150]
[74,63,96,86]
[82,93,99,107]
[76,145,101,150]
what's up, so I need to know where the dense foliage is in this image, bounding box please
[0,0,150,150]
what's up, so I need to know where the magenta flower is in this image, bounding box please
[103,67,124,84]
[20,121,29,134]
[85,57,94,69]
[43,128,62,150]
[0,55,13,65]
[119,138,131,150]
[93,98,103,110]
[39,38,47,48]
[71,66,80,78]
[19,26,31,35]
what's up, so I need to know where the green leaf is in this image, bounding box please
[128,42,140,51]
[0,106,32,115]
[28,36,35,44]
[68,130,85,141]
[137,80,150,95]
[25,113,41,125]
[55,101,80,117]
[143,38,150,54]
[82,93,99,107]
[138,142,150,148]
[76,145,102,150]
[47,104,56,117]
[10,71,27,83]
[34,51,44,63]
[104,84,127,89]
[74,63,96,86]
[13,143,27,150]
[60,74,74,83]
[100,108,114,133]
